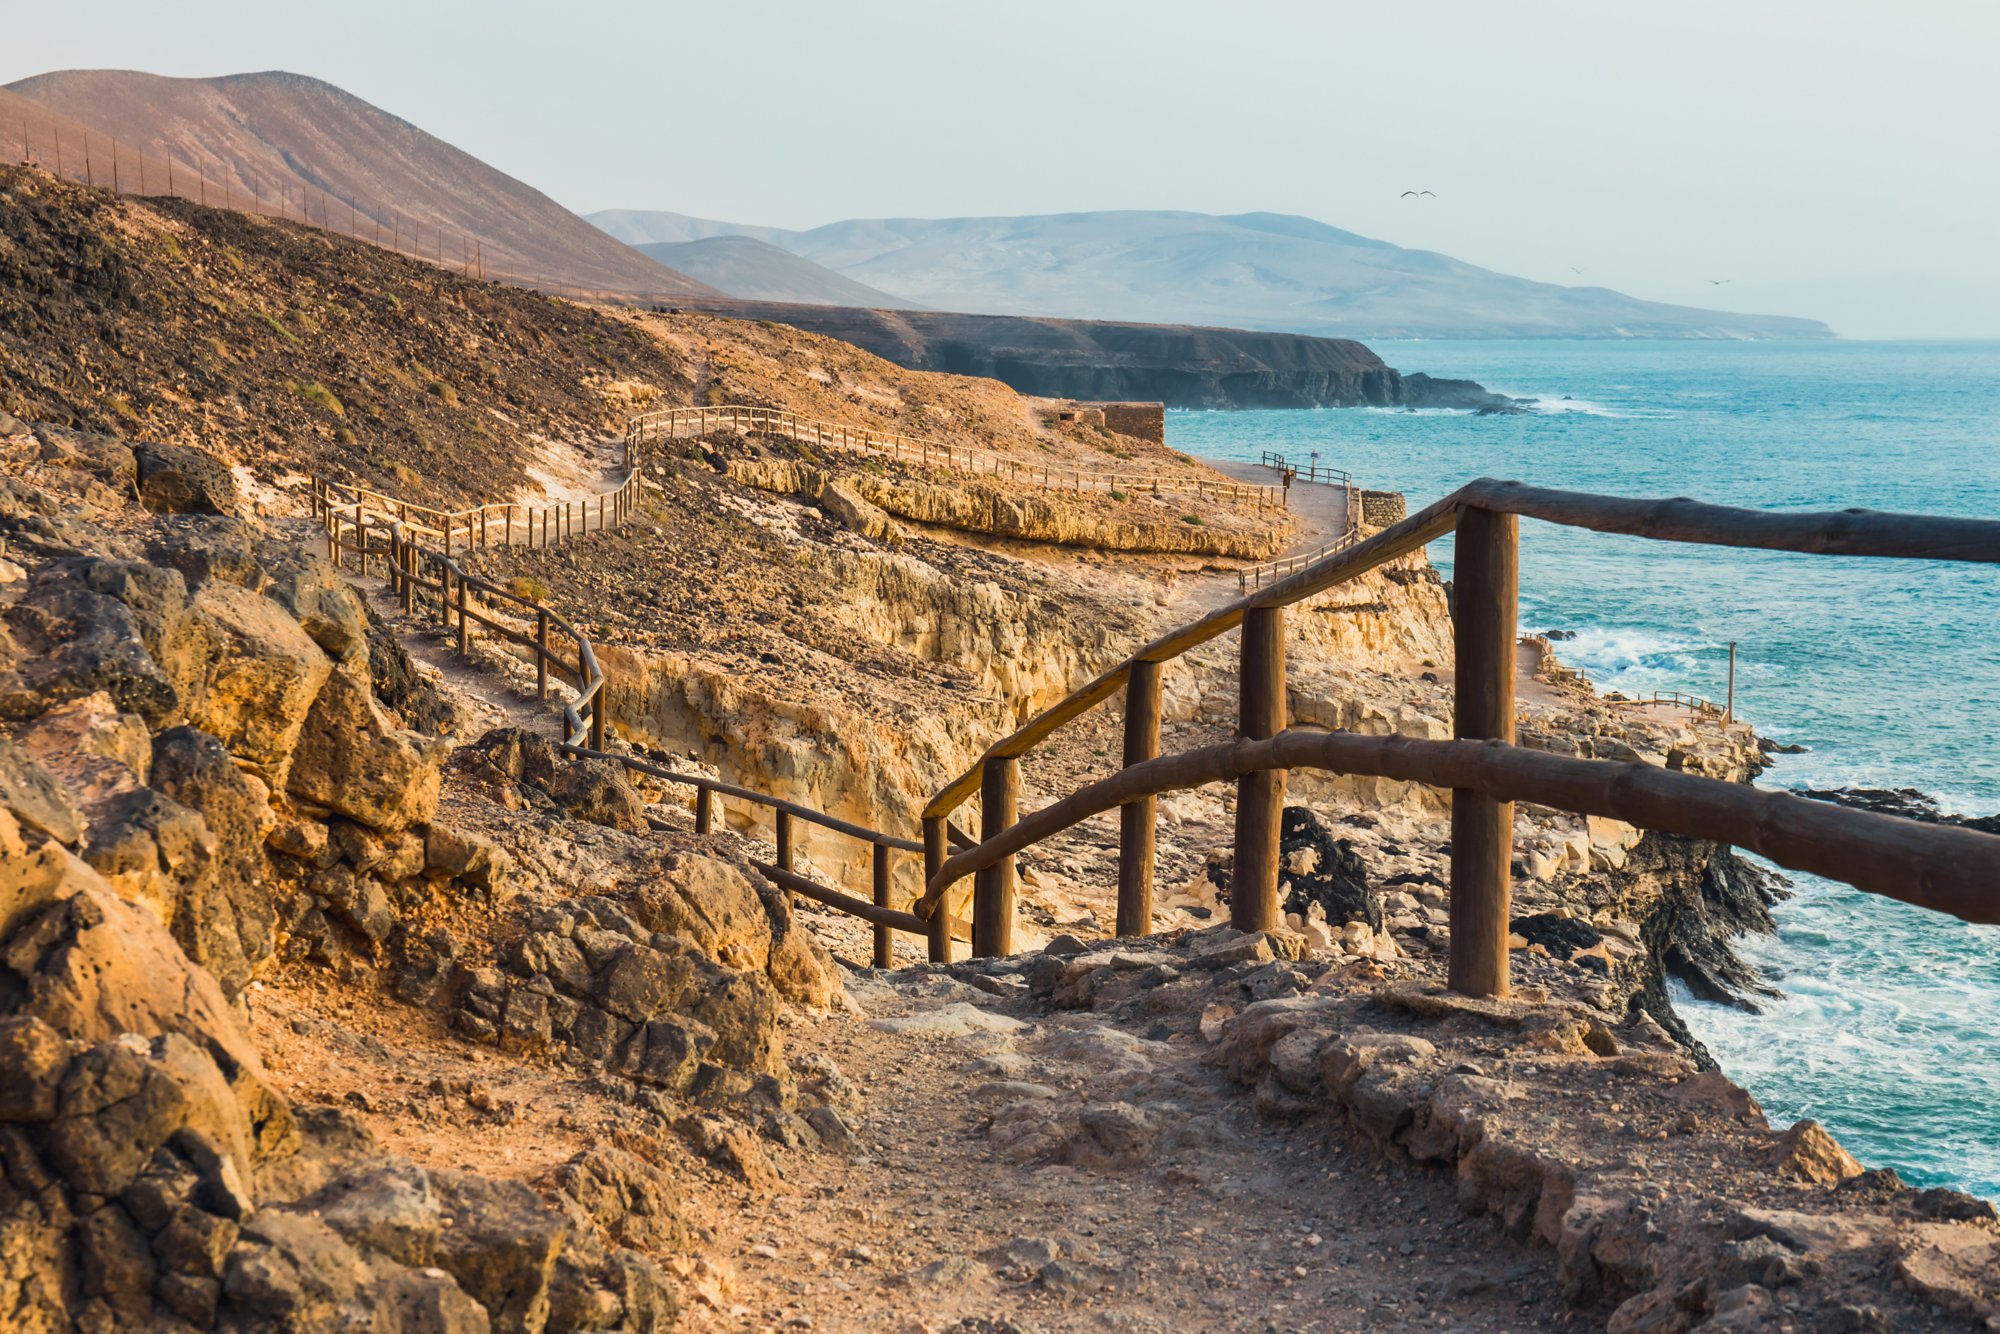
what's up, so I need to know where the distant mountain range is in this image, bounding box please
[592,208,1834,340]
[632,236,922,310]
[6,69,716,298]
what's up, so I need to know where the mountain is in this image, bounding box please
[6,69,716,298]
[591,208,1833,340]
[633,236,923,309]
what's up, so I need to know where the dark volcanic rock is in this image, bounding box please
[683,299,1519,412]
[1796,786,2000,836]
[1279,805,1382,931]
[134,442,238,516]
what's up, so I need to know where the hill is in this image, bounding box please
[6,68,715,298]
[633,235,923,308]
[592,207,1834,340]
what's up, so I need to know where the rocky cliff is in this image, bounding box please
[677,300,1524,411]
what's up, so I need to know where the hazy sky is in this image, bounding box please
[4,0,1995,337]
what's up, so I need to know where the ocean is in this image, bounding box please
[1170,339,2000,1199]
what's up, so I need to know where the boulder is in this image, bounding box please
[183,579,335,788]
[0,736,83,845]
[149,727,278,998]
[552,759,647,832]
[134,442,237,516]
[624,853,774,975]
[1279,806,1382,931]
[142,517,265,594]
[429,1172,567,1334]
[0,560,189,726]
[820,478,906,545]
[1771,1119,1865,1185]
[288,667,445,833]
[256,539,371,667]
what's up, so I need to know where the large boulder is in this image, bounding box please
[0,558,191,726]
[623,853,775,976]
[552,759,647,832]
[287,667,445,833]
[183,580,335,790]
[134,442,238,516]
[1279,805,1382,931]
[256,539,370,668]
[149,726,279,999]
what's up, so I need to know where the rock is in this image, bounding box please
[255,540,370,666]
[678,1114,782,1194]
[1280,806,1382,930]
[1893,1222,2000,1323]
[0,736,82,845]
[1187,931,1276,971]
[551,759,647,832]
[1771,1119,1864,1185]
[1,557,189,727]
[1043,933,1088,956]
[287,666,445,833]
[308,1159,444,1267]
[219,1209,371,1328]
[820,478,906,545]
[182,579,336,787]
[429,1171,568,1334]
[556,1144,687,1252]
[134,442,238,516]
[0,1015,72,1120]
[803,1106,859,1155]
[1510,911,1604,961]
[1055,1103,1155,1171]
[424,823,512,890]
[868,1003,1028,1038]
[148,725,277,999]
[906,1255,989,1289]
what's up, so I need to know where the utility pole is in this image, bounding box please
[1726,641,1736,725]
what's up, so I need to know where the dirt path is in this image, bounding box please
[669,965,1567,1333]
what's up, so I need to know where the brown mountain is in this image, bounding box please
[4,68,716,298]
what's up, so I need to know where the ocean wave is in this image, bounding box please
[1527,623,1707,686]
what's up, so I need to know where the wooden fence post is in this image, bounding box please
[974,756,1019,956]
[455,573,469,655]
[1117,659,1163,937]
[535,610,550,700]
[774,810,795,901]
[1449,506,1518,998]
[872,843,894,968]
[924,817,951,963]
[1231,605,1286,933]
[695,787,715,835]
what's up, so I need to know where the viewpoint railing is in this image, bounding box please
[910,482,2000,996]
[1238,451,1364,590]
[629,404,1286,508]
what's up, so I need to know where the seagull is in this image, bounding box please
[1569,266,1585,275]
[1708,278,1732,285]
[1400,190,1436,198]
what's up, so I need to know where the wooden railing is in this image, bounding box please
[308,450,975,965]
[1239,451,1364,590]
[1608,689,1729,718]
[911,481,2000,993]
[628,404,1286,508]
[1260,449,1352,488]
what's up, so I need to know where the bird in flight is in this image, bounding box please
[1708,278,1732,285]
[1400,190,1436,198]
[1569,266,1585,275]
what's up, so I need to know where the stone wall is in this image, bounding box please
[1360,489,1407,529]
[1040,401,1165,444]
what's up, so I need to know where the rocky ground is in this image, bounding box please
[4,167,1995,1330]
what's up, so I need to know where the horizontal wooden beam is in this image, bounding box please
[756,862,971,943]
[916,729,2000,929]
[1457,479,2000,563]
[581,750,926,853]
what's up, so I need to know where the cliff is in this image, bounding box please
[674,300,1525,411]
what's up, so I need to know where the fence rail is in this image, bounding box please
[1238,452,1364,589]
[911,479,2000,991]
[308,405,2000,994]
[308,430,978,965]
[629,405,1285,508]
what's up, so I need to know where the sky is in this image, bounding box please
[3,0,1996,338]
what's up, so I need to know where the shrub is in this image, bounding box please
[390,463,422,489]
[509,576,551,603]
[1181,514,1204,526]
[291,381,346,417]
[256,311,300,344]
[1110,489,1127,502]
[426,380,460,409]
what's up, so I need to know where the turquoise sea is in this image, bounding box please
[1170,340,2000,1199]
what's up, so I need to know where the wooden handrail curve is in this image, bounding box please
[913,478,2000,998]
[921,728,2000,928]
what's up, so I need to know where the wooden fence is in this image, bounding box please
[309,452,975,965]
[310,420,2000,995]
[629,404,1285,508]
[1238,451,1363,589]
[912,481,2000,995]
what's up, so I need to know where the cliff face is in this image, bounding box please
[679,300,1521,411]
